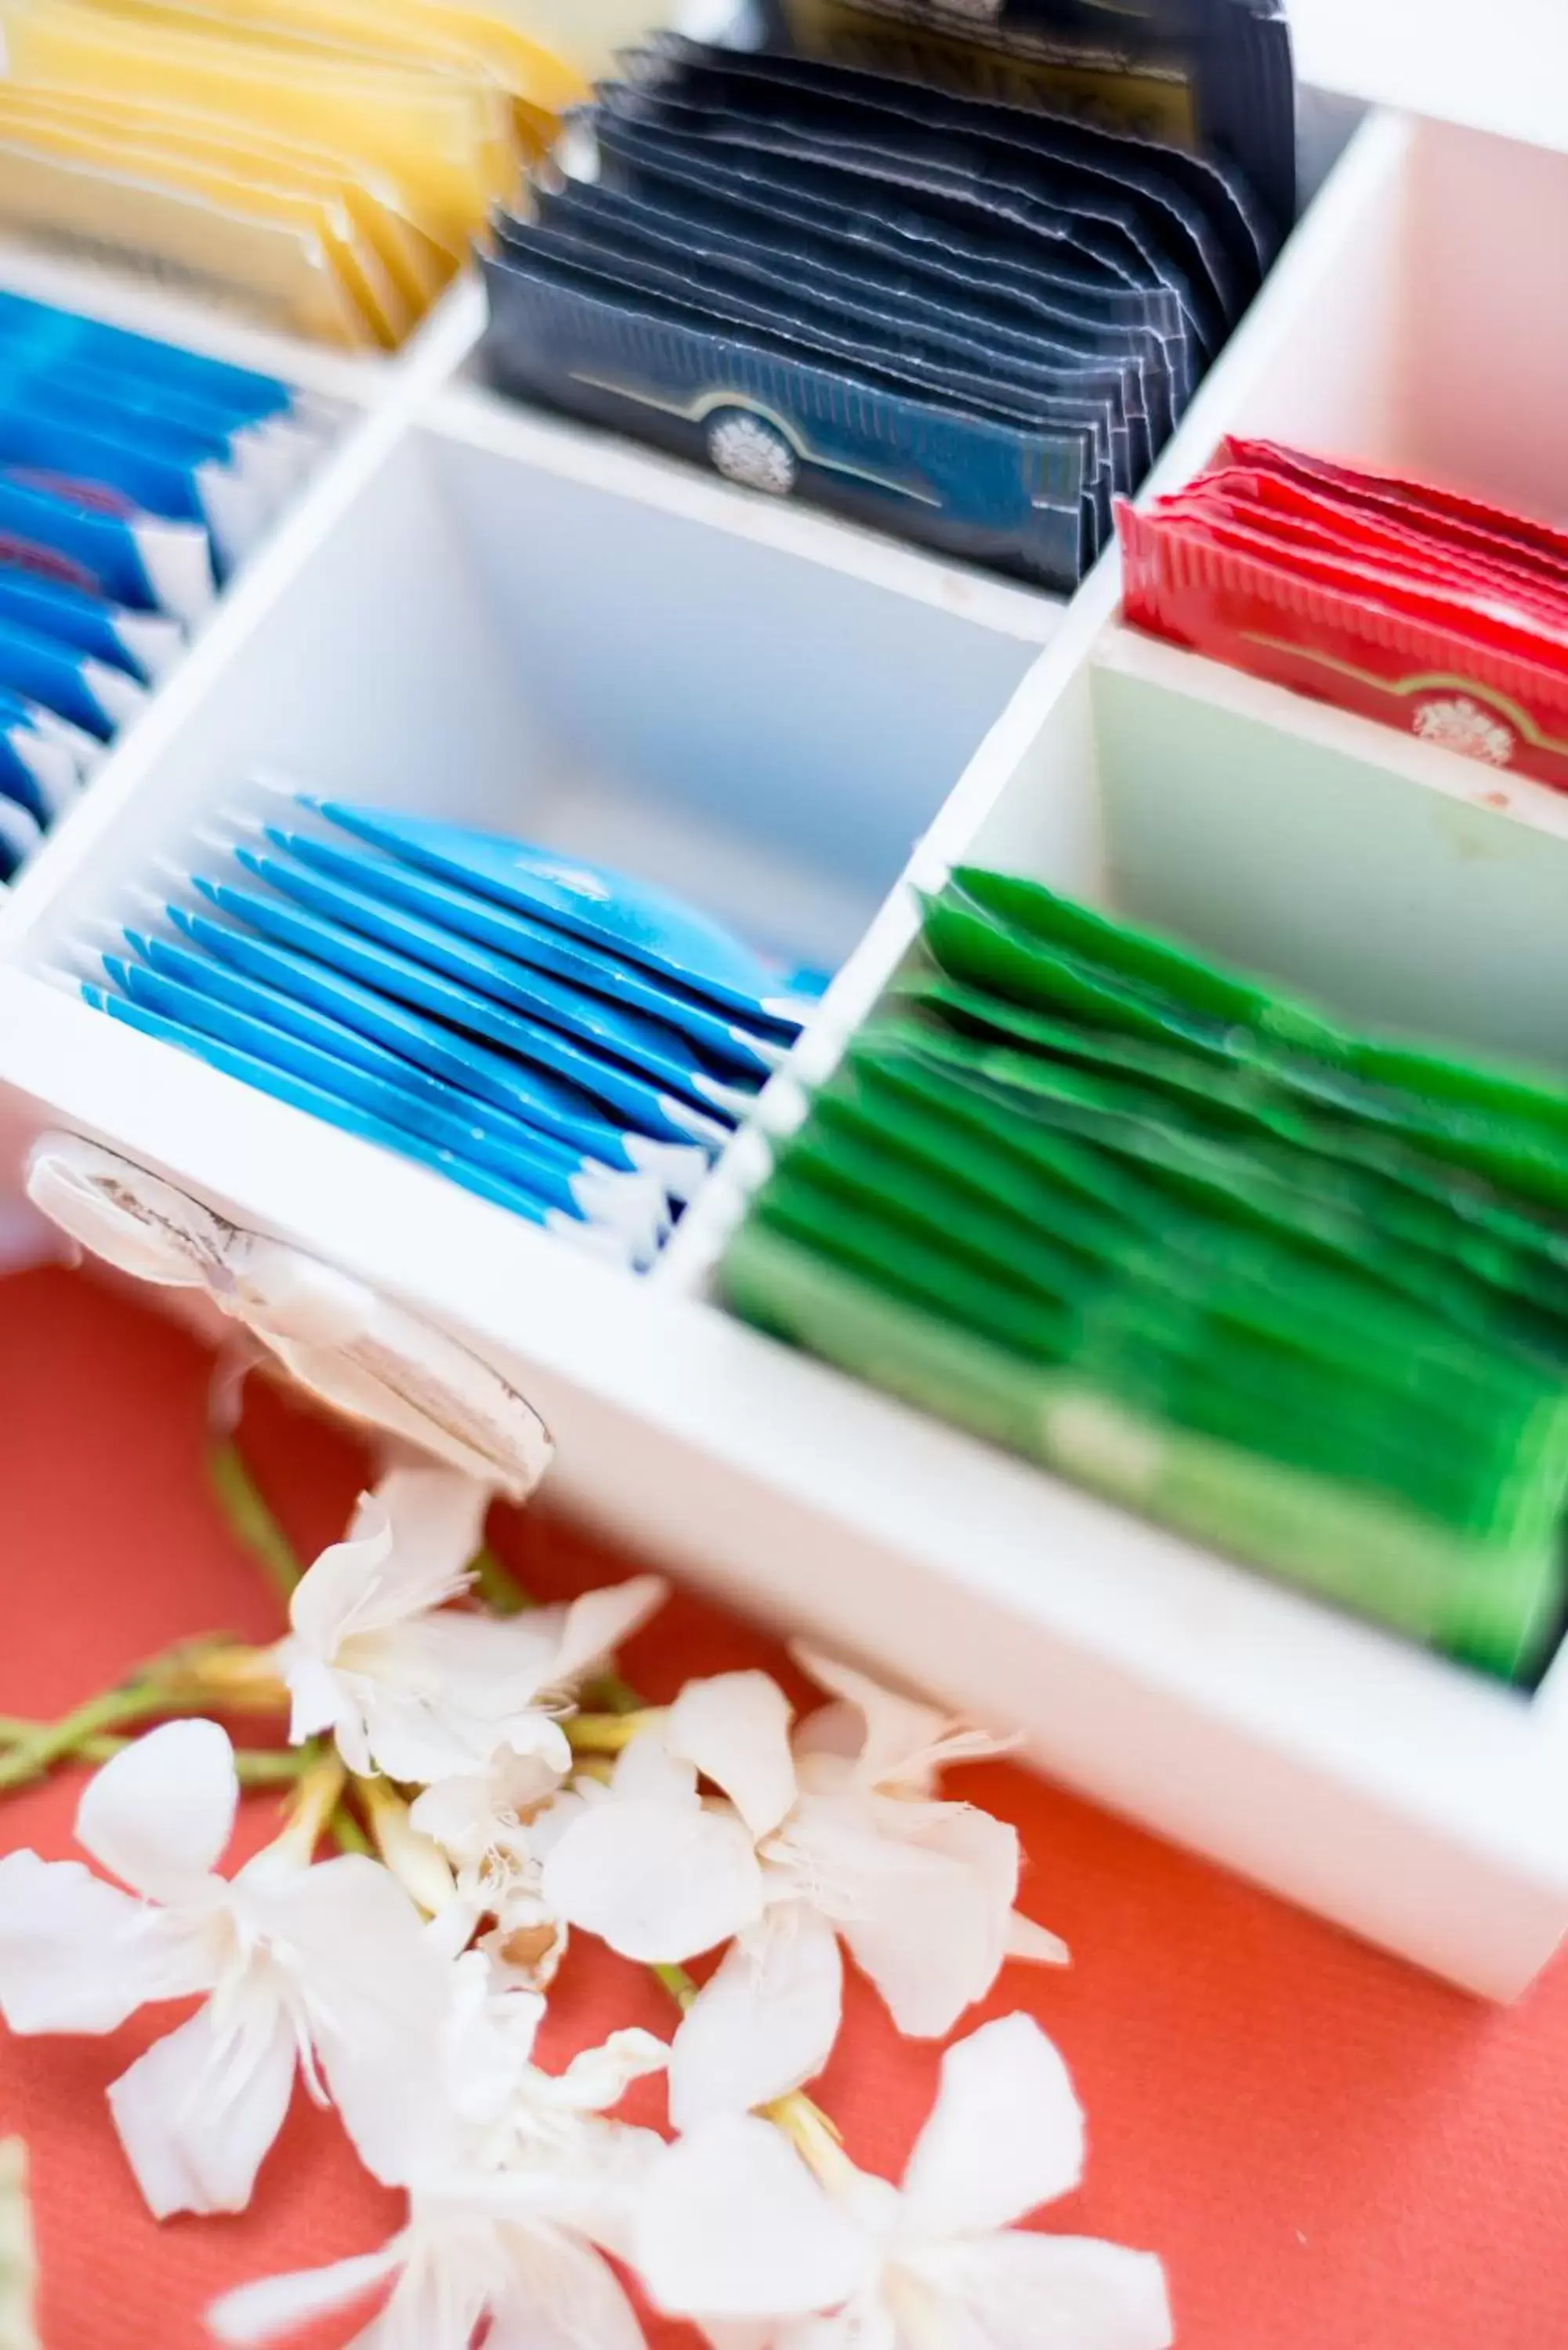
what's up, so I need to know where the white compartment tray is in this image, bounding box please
[4,104,1568,2000]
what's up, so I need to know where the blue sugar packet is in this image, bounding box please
[190,873,733,1153]
[165,901,704,1202]
[0,789,42,879]
[0,293,295,424]
[0,471,214,623]
[0,404,218,531]
[0,401,252,571]
[232,841,759,1119]
[0,615,147,740]
[116,931,666,1263]
[258,818,793,1082]
[0,369,268,564]
[307,801,818,1030]
[81,980,628,1261]
[0,562,182,683]
[0,687,91,823]
[163,901,697,1209]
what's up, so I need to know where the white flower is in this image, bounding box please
[0,1721,447,2218]
[438,1949,668,2176]
[211,1956,668,2350]
[275,1465,666,1782]
[541,1655,1066,2124]
[411,1746,572,1988]
[636,2015,1173,2350]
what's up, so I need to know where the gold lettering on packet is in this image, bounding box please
[777,0,1198,147]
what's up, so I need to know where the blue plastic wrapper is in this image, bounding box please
[232,840,761,1119]
[0,614,147,740]
[305,800,819,1031]
[0,786,41,880]
[165,898,708,1203]
[0,560,183,683]
[256,818,793,1081]
[114,930,668,1263]
[190,871,733,1151]
[0,469,214,622]
[81,976,629,1260]
[0,684,91,824]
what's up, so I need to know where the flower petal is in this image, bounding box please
[350,1612,577,1783]
[0,1852,207,2033]
[918,2232,1173,2350]
[249,1853,451,2187]
[791,1648,1009,1793]
[668,1905,842,2130]
[553,2029,670,2114]
[290,1468,489,1663]
[74,1719,237,1901]
[1007,1912,1072,1967]
[635,2116,871,2320]
[357,1471,491,1635]
[487,2231,648,2350]
[901,2015,1085,2235]
[541,1796,764,1964]
[820,1798,1023,2039]
[609,1732,698,1807]
[288,1504,397,1663]
[208,2247,403,2346]
[545,1575,668,1688]
[107,1994,297,2218]
[667,1673,797,1840]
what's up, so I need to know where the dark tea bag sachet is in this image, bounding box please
[632,40,1244,346]
[585,110,1178,443]
[534,176,1148,483]
[748,0,1297,240]
[481,236,1099,586]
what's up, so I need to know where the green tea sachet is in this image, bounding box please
[721,868,1568,1682]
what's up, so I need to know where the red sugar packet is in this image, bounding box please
[1117,439,1568,789]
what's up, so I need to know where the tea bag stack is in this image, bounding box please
[482,4,1292,590]
[75,792,814,1267]
[722,868,1568,1680]
[0,292,317,882]
[0,0,590,346]
[1120,437,1568,791]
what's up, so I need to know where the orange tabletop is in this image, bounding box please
[2,1263,1566,2350]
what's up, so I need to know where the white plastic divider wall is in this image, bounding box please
[2,105,1567,2000]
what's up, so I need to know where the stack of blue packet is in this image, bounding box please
[0,292,320,886]
[479,7,1291,591]
[78,788,821,1268]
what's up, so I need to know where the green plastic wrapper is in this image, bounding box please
[719,869,1568,1681]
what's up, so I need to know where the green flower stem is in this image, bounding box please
[565,1709,667,1754]
[0,1723,313,1784]
[473,1544,530,1616]
[210,1439,306,1602]
[653,1964,699,2014]
[329,1802,373,1857]
[0,1682,194,1791]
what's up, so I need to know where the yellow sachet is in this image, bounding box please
[0,81,454,311]
[0,103,407,342]
[0,0,520,245]
[0,137,373,344]
[97,0,589,136]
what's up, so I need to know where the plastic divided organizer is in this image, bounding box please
[2,99,1567,2000]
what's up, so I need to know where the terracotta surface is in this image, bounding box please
[2,1263,1566,2350]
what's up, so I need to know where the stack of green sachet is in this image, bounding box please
[719,867,1568,1681]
